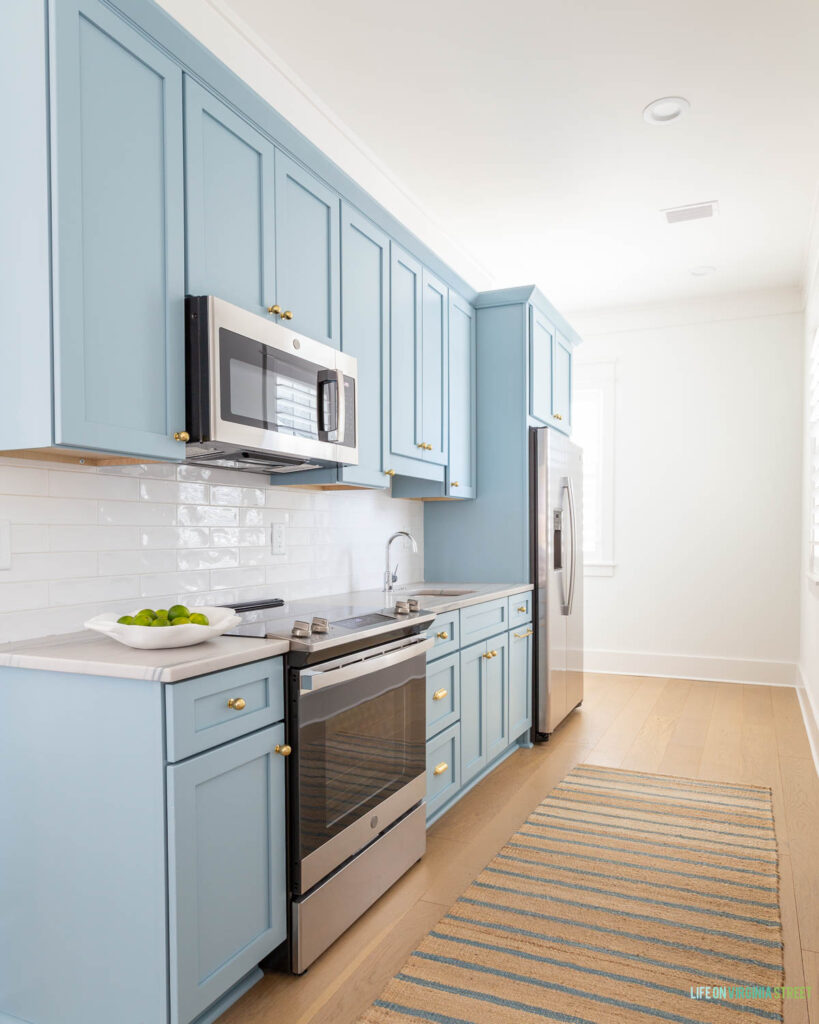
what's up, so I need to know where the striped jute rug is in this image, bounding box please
[359,763,783,1024]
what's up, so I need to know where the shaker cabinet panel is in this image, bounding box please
[274,152,340,347]
[529,306,554,426]
[460,641,487,785]
[420,269,449,465]
[389,244,424,462]
[50,0,186,460]
[508,626,533,739]
[167,724,287,1024]
[552,331,573,433]
[484,633,509,762]
[447,291,476,497]
[184,77,276,316]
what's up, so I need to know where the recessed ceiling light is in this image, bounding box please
[690,265,716,276]
[643,96,690,125]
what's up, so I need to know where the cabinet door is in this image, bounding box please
[551,331,572,433]
[421,269,449,465]
[484,633,509,762]
[50,0,185,460]
[389,244,423,461]
[340,203,389,487]
[508,627,533,739]
[447,291,476,497]
[529,306,554,425]
[184,77,276,316]
[426,651,460,740]
[460,641,487,785]
[274,151,340,347]
[167,724,287,1024]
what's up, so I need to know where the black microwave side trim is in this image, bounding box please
[185,295,211,443]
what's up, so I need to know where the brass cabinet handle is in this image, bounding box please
[436,631,449,640]
[433,762,448,776]
[432,688,448,701]
[416,442,425,449]
[227,697,246,710]
[482,651,493,660]
[282,310,294,320]
[385,469,396,476]
[275,744,292,757]
[553,412,563,421]
[425,443,433,450]
[451,481,460,487]
[267,304,282,316]
[491,649,498,658]
[513,628,533,639]
[517,605,527,613]
[173,431,190,442]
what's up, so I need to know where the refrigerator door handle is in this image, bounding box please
[564,476,577,616]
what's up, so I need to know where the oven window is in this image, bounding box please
[296,666,425,861]
[219,327,321,439]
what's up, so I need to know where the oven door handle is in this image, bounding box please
[299,636,433,692]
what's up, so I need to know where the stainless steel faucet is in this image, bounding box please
[384,530,418,592]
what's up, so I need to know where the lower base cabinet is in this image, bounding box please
[167,722,288,1024]
[426,723,461,818]
[508,626,533,739]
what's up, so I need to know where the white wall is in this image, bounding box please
[0,458,423,644]
[801,221,819,735]
[572,289,804,684]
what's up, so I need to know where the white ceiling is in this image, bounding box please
[222,0,819,312]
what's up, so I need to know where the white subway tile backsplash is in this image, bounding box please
[0,456,424,642]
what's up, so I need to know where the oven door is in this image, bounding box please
[292,634,431,894]
[204,296,358,465]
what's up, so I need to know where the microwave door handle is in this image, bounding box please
[334,368,345,444]
[300,637,433,692]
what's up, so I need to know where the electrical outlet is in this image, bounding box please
[272,523,286,555]
[0,521,10,570]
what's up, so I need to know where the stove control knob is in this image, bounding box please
[407,598,420,612]
[394,600,410,615]
[311,616,329,634]
[292,619,311,638]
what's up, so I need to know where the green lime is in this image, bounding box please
[189,613,209,626]
[133,613,153,627]
[155,609,169,620]
[150,618,170,627]
[169,604,190,620]
[171,617,191,626]
[117,615,136,625]
[137,608,157,621]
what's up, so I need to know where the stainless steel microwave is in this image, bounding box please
[184,296,358,475]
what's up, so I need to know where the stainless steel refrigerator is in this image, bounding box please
[530,427,584,737]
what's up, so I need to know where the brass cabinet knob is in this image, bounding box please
[425,443,433,451]
[275,744,292,757]
[490,649,498,658]
[385,469,396,476]
[482,652,492,660]
[517,605,527,613]
[553,412,563,421]
[432,688,448,701]
[282,310,294,320]
[451,481,460,487]
[227,697,246,710]
[436,631,449,640]
[267,304,282,316]
[416,442,426,449]
[433,761,448,776]
[173,431,190,442]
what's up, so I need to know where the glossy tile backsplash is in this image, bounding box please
[0,457,424,643]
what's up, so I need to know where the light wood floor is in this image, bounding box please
[218,675,819,1024]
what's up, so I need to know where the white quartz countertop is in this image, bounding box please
[0,582,530,682]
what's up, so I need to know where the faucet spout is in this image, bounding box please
[384,530,418,592]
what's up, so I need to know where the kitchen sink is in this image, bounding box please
[405,588,475,597]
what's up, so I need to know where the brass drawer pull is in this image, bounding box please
[433,762,448,776]
[517,604,527,613]
[451,481,459,487]
[385,469,396,476]
[553,412,563,421]
[514,629,533,639]
[432,688,448,701]
[173,431,190,442]
[227,697,246,710]
[482,652,492,660]
[275,744,291,757]
[436,630,449,640]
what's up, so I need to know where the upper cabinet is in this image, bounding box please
[447,292,476,498]
[274,153,341,348]
[184,78,276,317]
[51,0,187,461]
[421,269,449,466]
[552,331,573,433]
[529,303,573,435]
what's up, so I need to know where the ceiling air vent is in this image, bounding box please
[663,201,719,224]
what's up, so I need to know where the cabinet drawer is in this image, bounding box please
[459,597,509,646]
[165,658,284,762]
[508,592,533,628]
[426,610,460,660]
[426,723,460,819]
[426,652,460,739]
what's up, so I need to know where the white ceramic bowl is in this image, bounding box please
[84,606,241,650]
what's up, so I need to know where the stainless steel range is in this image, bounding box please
[226,598,433,973]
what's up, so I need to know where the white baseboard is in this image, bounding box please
[584,648,799,686]
[796,666,819,777]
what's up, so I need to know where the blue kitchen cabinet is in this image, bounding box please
[484,633,509,762]
[447,291,477,498]
[552,330,573,432]
[49,0,187,460]
[184,77,276,316]
[508,625,533,738]
[426,651,460,739]
[274,152,341,347]
[529,305,555,426]
[459,640,487,785]
[421,269,449,466]
[167,723,287,1024]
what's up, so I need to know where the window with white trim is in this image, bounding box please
[572,361,615,576]
[810,329,819,581]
